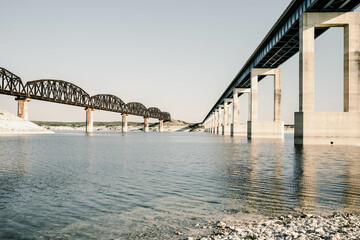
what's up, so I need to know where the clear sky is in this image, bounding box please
[0,1,357,123]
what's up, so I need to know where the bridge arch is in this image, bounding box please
[161,112,171,121]
[125,102,148,117]
[0,67,26,96]
[25,79,91,106]
[89,94,125,113]
[147,107,162,119]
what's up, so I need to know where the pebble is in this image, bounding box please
[185,213,360,240]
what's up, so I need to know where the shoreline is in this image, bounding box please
[186,212,360,240]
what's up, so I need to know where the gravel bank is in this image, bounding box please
[187,213,360,240]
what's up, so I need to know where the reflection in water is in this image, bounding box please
[0,132,359,239]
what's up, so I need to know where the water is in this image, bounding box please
[0,132,359,239]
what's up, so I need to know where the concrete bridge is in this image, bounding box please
[0,67,171,133]
[202,0,360,145]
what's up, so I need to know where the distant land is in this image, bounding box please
[33,120,204,132]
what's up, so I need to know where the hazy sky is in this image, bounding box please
[0,1,357,123]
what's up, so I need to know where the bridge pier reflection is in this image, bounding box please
[16,97,31,121]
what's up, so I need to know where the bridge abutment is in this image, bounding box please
[16,98,31,121]
[295,12,360,145]
[247,68,284,139]
[85,108,94,133]
[122,114,128,133]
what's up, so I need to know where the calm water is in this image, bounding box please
[0,132,360,239]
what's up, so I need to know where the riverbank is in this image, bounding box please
[186,212,360,240]
[0,108,53,135]
[33,120,204,132]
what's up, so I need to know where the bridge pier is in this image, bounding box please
[144,117,149,132]
[223,99,232,135]
[85,108,94,133]
[16,97,31,121]
[218,105,223,134]
[247,68,284,139]
[122,114,128,133]
[214,110,218,134]
[232,88,250,136]
[159,120,164,132]
[295,12,360,145]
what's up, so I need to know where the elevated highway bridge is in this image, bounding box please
[203,0,360,145]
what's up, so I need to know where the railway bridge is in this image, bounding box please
[0,67,171,133]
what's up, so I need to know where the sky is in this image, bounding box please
[0,0,357,123]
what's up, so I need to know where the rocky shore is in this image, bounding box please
[0,108,53,135]
[186,213,360,240]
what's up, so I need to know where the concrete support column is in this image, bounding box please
[159,120,164,132]
[85,108,94,133]
[213,112,217,134]
[144,117,149,132]
[248,68,284,139]
[231,88,250,136]
[218,106,223,134]
[223,99,232,135]
[122,114,128,133]
[16,98,31,121]
[274,70,282,121]
[295,12,360,145]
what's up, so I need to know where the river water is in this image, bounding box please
[0,132,359,239]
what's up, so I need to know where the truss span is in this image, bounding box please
[125,102,148,117]
[0,67,26,96]
[25,79,91,107]
[147,107,162,119]
[161,112,171,121]
[89,94,125,112]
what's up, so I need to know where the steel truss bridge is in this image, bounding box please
[0,67,171,121]
[203,0,360,123]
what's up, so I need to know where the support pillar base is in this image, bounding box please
[294,112,360,145]
[231,123,247,136]
[247,121,284,139]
